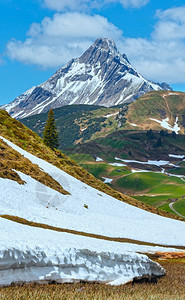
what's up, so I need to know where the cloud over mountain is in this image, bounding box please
[7,13,123,68]
[119,6,185,83]
[6,5,185,84]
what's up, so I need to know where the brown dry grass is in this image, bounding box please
[1,214,185,250]
[0,109,183,221]
[0,259,184,299]
[125,90,185,134]
[155,252,185,260]
[0,138,69,195]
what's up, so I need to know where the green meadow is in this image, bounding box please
[69,153,185,217]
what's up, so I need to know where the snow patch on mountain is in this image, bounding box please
[2,86,36,114]
[150,117,180,134]
[1,38,171,119]
[102,177,113,184]
[104,112,119,118]
[115,157,176,167]
[130,123,137,127]
[169,154,184,159]
[96,156,103,161]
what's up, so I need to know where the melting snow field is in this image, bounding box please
[114,156,185,179]
[0,136,185,286]
[104,112,119,118]
[131,168,185,179]
[115,157,175,167]
[150,117,180,134]
[0,218,166,286]
[109,162,126,167]
[169,154,184,159]
[102,177,113,184]
[96,156,103,162]
[1,136,185,246]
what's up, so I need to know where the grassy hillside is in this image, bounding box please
[69,159,185,217]
[1,102,185,296]
[125,91,185,133]
[66,129,185,217]
[20,91,185,152]
[0,138,68,194]
[19,90,185,218]
[66,129,185,163]
[1,109,182,220]
[21,104,128,149]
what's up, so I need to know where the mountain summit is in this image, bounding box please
[2,38,172,119]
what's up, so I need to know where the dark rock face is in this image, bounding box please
[158,82,173,91]
[19,87,53,108]
[1,38,172,119]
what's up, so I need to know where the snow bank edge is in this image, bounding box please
[0,247,165,286]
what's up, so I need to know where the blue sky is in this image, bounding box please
[1,0,185,105]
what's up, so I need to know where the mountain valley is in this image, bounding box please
[0,35,184,296]
[0,109,185,290]
[1,0,185,296]
[18,90,185,219]
[21,90,185,149]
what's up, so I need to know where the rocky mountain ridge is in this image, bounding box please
[1,38,171,119]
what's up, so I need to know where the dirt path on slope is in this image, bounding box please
[169,202,185,219]
[162,93,173,119]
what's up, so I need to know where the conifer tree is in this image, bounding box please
[43,109,59,150]
[146,129,154,139]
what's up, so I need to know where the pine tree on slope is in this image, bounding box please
[43,109,59,150]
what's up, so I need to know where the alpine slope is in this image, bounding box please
[0,131,185,286]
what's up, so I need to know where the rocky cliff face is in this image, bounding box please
[1,38,172,119]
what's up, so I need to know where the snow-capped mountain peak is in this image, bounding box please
[1,38,172,119]
[80,38,128,65]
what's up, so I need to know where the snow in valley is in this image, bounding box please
[109,162,126,167]
[96,156,103,162]
[0,136,185,286]
[102,177,113,184]
[169,154,184,159]
[114,156,185,179]
[115,156,176,167]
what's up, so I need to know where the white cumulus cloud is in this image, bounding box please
[7,13,123,68]
[118,6,185,84]
[6,6,185,84]
[119,37,185,83]
[43,0,150,11]
[153,6,185,41]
